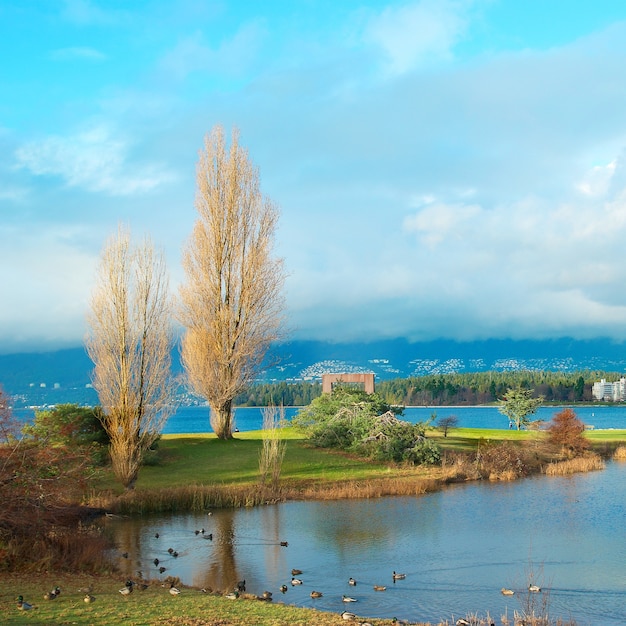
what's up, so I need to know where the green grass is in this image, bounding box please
[0,574,400,625]
[91,426,626,495]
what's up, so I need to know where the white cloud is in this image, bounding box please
[365,0,471,74]
[49,46,107,61]
[15,127,176,196]
[403,200,482,246]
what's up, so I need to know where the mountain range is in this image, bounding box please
[2,337,626,407]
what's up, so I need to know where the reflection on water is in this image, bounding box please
[104,462,626,624]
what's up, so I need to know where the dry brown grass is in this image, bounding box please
[613,445,626,460]
[545,453,604,476]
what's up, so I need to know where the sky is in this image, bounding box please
[3,0,626,354]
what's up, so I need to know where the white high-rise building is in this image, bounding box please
[592,378,626,401]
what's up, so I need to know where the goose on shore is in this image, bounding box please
[341,610,357,620]
[84,594,96,603]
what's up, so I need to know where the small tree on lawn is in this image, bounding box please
[436,414,458,437]
[498,387,543,430]
[547,408,589,457]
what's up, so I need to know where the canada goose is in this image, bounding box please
[16,596,33,610]
[310,590,323,598]
[280,584,288,593]
[153,558,160,566]
[373,585,386,591]
[236,580,246,592]
[342,595,357,602]
[341,610,357,620]
[348,577,357,586]
[501,588,515,596]
[528,584,541,593]
[291,577,303,585]
[392,571,406,580]
[159,566,166,574]
[169,586,181,595]
[84,594,96,603]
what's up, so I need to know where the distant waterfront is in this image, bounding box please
[14,403,626,435]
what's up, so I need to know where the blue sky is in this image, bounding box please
[3,0,626,354]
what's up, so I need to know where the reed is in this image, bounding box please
[545,454,604,476]
[613,444,626,460]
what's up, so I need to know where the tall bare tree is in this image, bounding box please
[86,226,174,489]
[179,126,284,439]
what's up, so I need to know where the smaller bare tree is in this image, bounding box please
[86,226,175,489]
[436,414,458,437]
[258,405,287,491]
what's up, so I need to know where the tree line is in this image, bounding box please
[234,370,623,407]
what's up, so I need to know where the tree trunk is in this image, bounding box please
[212,401,234,439]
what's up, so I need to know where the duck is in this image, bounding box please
[119,580,134,596]
[342,595,357,602]
[236,580,246,592]
[16,596,33,610]
[224,590,239,600]
[528,584,541,593]
[348,577,357,586]
[291,577,303,585]
[279,584,288,593]
[310,590,323,598]
[44,586,61,600]
[84,594,96,604]
[392,571,406,580]
[169,585,181,595]
[261,590,273,599]
[341,610,357,620]
[202,533,213,540]
[280,541,288,547]
[159,566,167,574]
[291,568,303,576]
[373,585,386,591]
[501,588,515,596]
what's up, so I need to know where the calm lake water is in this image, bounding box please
[15,404,626,434]
[106,462,626,625]
[160,404,626,434]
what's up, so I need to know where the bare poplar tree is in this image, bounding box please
[179,126,284,439]
[86,226,174,489]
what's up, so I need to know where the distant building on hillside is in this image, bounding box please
[592,378,626,401]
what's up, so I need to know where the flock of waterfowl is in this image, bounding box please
[14,512,544,623]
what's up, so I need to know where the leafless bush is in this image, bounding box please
[0,439,110,572]
[476,441,532,481]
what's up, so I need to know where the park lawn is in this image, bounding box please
[91,426,626,495]
[93,428,402,494]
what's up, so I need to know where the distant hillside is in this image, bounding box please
[2,338,625,407]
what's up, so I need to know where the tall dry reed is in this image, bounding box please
[545,454,604,476]
[613,445,626,460]
[258,405,287,490]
